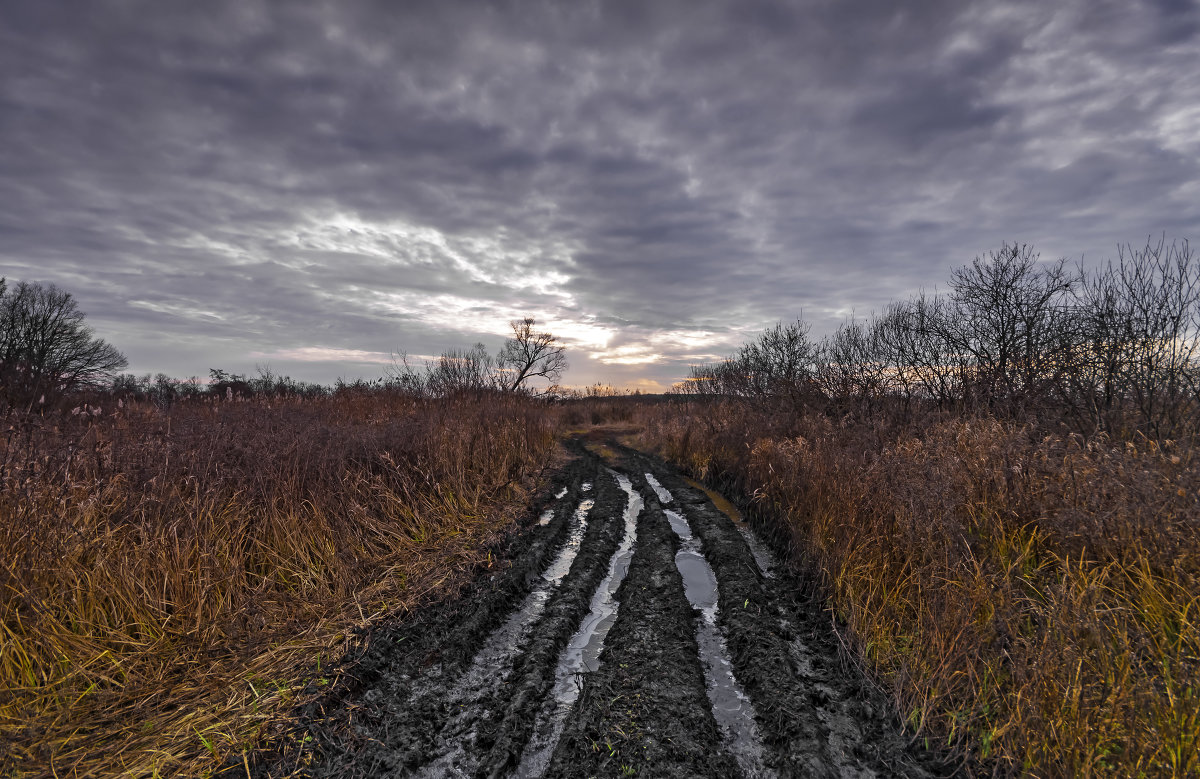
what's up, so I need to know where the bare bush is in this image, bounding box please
[683,320,816,411]
[1062,238,1200,437]
[943,243,1077,413]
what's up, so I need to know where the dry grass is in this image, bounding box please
[635,401,1200,777]
[0,391,556,777]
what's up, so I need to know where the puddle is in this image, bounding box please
[684,477,742,521]
[683,477,776,578]
[665,509,770,777]
[581,482,592,492]
[541,500,594,584]
[537,487,572,525]
[414,498,594,777]
[644,473,674,504]
[515,473,643,778]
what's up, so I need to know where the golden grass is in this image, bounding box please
[1,391,556,777]
[635,402,1200,777]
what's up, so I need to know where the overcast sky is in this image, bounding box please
[2,1,1198,391]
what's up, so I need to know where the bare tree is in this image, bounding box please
[498,317,567,393]
[876,293,965,408]
[385,344,500,397]
[944,244,1077,413]
[815,317,889,411]
[1064,238,1200,436]
[0,279,128,405]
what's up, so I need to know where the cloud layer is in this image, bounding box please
[2,0,1197,389]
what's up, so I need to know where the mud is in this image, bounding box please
[515,472,642,777]
[252,436,959,779]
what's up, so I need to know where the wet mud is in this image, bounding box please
[545,488,740,778]
[253,436,958,778]
[620,446,954,777]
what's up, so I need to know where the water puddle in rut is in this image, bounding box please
[644,473,674,504]
[538,487,571,525]
[515,473,643,778]
[414,497,594,778]
[683,477,777,578]
[665,508,770,777]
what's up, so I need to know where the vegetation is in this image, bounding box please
[3,240,1197,776]
[390,316,568,397]
[686,238,1200,439]
[643,238,1200,776]
[0,389,556,777]
[0,279,128,407]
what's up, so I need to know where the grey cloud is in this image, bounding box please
[1,0,1197,388]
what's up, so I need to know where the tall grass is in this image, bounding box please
[1,391,555,777]
[636,401,1200,777]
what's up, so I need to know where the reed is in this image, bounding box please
[635,401,1199,777]
[0,391,556,777]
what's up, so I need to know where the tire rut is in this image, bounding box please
[255,436,958,778]
[545,486,739,778]
[618,444,959,778]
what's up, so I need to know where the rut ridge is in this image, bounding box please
[253,436,960,778]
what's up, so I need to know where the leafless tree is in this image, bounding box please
[684,237,1199,438]
[815,317,889,412]
[680,320,817,411]
[498,317,568,393]
[735,320,817,409]
[386,344,500,397]
[943,243,1078,413]
[1064,238,1200,436]
[0,279,128,406]
[875,294,965,408]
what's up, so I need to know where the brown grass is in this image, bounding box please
[635,401,1200,777]
[0,391,556,777]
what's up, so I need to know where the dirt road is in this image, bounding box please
[259,437,956,778]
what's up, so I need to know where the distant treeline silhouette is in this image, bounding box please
[682,237,1200,438]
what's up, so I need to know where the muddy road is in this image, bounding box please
[259,437,957,778]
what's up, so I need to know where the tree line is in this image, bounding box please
[386,317,568,397]
[0,275,567,407]
[682,237,1200,438]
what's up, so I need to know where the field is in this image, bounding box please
[1,391,556,777]
[2,390,1198,777]
[633,399,1200,777]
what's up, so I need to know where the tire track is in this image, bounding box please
[546,485,739,778]
[258,437,956,779]
[412,489,596,777]
[661,504,769,777]
[623,445,954,777]
[514,472,641,776]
